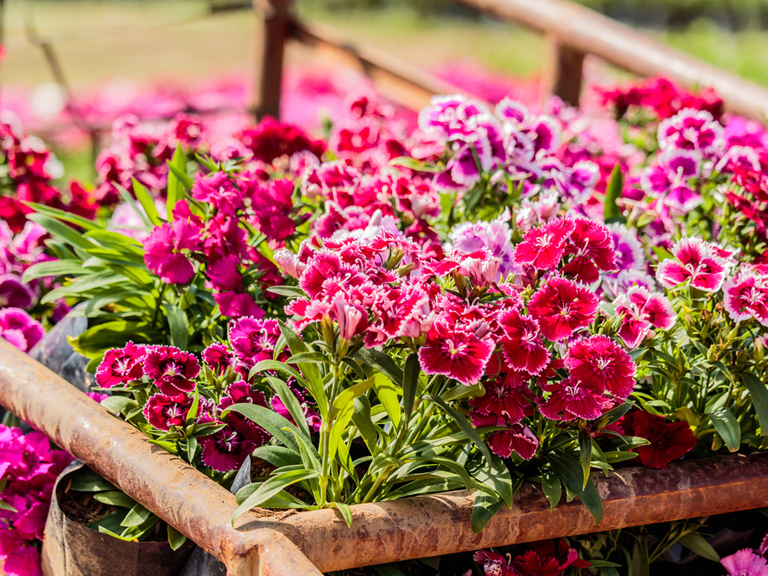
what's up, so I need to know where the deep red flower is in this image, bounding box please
[527,278,599,341]
[538,379,609,421]
[620,410,696,469]
[514,218,575,271]
[143,393,192,431]
[469,371,534,424]
[498,309,550,375]
[560,219,617,284]
[143,345,200,395]
[565,335,636,399]
[238,116,326,164]
[418,320,494,386]
[95,342,147,388]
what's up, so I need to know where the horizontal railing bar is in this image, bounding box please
[455,0,768,119]
[287,17,471,111]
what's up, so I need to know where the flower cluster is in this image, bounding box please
[472,540,589,576]
[0,425,72,576]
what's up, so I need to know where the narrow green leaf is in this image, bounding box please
[603,163,625,223]
[226,403,301,453]
[427,394,492,468]
[356,348,403,386]
[470,491,506,533]
[100,396,138,416]
[329,501,353,527]
[742,372,768,437]
[120,503,152,527]
[372,373,402,429]
[251,445,302,469]
[132,178,163,226]
[232,469,318,522]
[28,213,95,250]
[541,470,562,511]
[0,500,17,513]
[547,452,603,523]
[707,407,741,451]
[277,320,328,417]
[163,302,190,350]
[69,470,116,492]
[266,377,311,438]
[25,202,98,230]
[167,524,187,551]
[166,146,187,215]
[402,353,419,421]
[352,396,380,452]
[93,491,136,508]
[678,533,720,562]
[22,260,86,283]
[330,377,374,422]
[579,431,593,490]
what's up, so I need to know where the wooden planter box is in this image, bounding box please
[2,339,768,575]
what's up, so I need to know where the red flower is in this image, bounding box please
[418,320,494,386]
[560,219,617,285]
[143,345,200,395]
[514,218,575,271]
[469,372,534,424]
[498,309,550,375]
[238,116,326,164]
[565,335,636,399]
[95,342,147,388]
[538,379,609,421]
[143,393,192,431]
[620,410,696,469]
[527,278,598,341]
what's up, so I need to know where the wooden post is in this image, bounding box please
[545,36,585,107]
[251,0,291,121]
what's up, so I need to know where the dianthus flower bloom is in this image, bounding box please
[228,317,283,371]
[656,237,731,292]
[0,275,33,309]
[538,379,610,421]
[201,342,233,375]
[514,218,576,271]
[418,319,494,386]
[238,116,326,164]
[657,108,724,157]
[0,308,44,352]
[723,266,768,327]
[95,342,147,388]
[143,219,202,285]
[498,310,550,375]
[527,278,598,341]
[614,286,676,349]
[565,335,636,399]
[619,410,696,469]
[143,393,192,431]
[721,549,768,576]
[641,149,702,212]
[560,219,617,284]
[143,345,200,395]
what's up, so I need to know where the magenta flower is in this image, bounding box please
[723,267,768,327]
[143,345,200,395]
[201,342,233,375]
[418,320,494,386]
[200,425,258,473]
[538,379,609,421]
[214,291,265,320]
[469,372,534,424]
[605,223,645,275]
[143,393,192,431]
[0,527,43,576]
[143,219,202,285]
[473,413,539,461]
[565,335,636,399]
[191,172,244,216]
[721,549,768,576]
[640,150,701,212]
[657,108,724,157]
[527,278,599,341]
[228,317,281,369]
[614,286,676,349]
[514,218,576,271]
[252,178,297,242]
[0,275,34,309]
[560,219,617,284]
[498,309,550,375]
[0,308,44,352]
[95,342,147,388]
[656,237,731,292]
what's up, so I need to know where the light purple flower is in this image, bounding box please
[449,214,517,279]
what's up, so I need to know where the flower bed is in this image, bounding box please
[1,73,768,575]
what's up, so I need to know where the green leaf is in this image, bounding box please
[163,302,189,350]
[167,524,187,551]
[100,396,138,416]
[251,445,302,469]
[402,353,420,422]
[0,499,17,513]
[427,394,492,469]
[678,533,720,562]
[266,285,306,298]
[266,377,311,438]
[120,503,152,527]
[277,321,328,417]
[25,202,98,231]
[166,146,188,216]
[133,178,163,226]
[372,373,401,429]
[69,469,116,492]
[707,407,741,451]
[329,501,353,527]
[356,348,403,386]
[232,469,319,522]
[330,377,374,422]
[742,372,768,437]
[22,260,87,283]
[603,163,625,223]
[225,403,300,453]
[93,490,136,508]
[579,431,593,490]
[470,491,505,533]
[352,396,380,453]
[28,213,95,250]
[541,470,562,511]
[387,156,441,173]
[547,451,603,523]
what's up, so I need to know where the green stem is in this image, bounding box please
[318,358,343,508]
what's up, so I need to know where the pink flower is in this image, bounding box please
[723,267,768,327]
[656,237,731,292]
[228,317,281,369]
[143,346,200,395]
[143,393,192,431]
[538,379,609,421]
[614,286,676,349]
[469,372,534,424]
[251,178,297,242]
[0,308,44,352]
[721,549,768,576]
[202,342,233,375]
[0,275,34,309]
[473,414,539,461]
[200,425,257,473]
[641,150,701,212]
[514,218,576,271]
[498,310,550,375]
[214,291,265,320]
[527,278,599,341]
[657,108,724,157]
[143,219,202,285]
[418,320,494,386]
[565,335,636,399]
[95,342,147,388]
[560,219,617,284]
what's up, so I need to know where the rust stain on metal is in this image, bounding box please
[4,339,768,575]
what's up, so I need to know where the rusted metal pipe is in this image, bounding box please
[5,338,768,574]
[287,18,471,111]
[455,0,768,120]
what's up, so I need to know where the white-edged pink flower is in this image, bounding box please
[657,108,724,158]
[641,149,702,212]
[722,266,768,327]
[656,237,731,292]
[614,286,676,349]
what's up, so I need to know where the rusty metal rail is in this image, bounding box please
[5,338,768,574]
[250,0,768,120]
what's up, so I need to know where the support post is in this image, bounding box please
[251,0,291,121]
[545,37,584,107]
